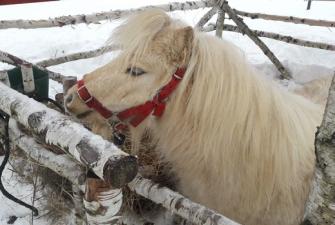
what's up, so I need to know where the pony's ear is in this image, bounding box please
[174,26,194,65]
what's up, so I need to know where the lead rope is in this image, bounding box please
[0,111,39,216]
[0,96,64,217]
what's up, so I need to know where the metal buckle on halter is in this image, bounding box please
[110,120,126,146]
[77,85,93,104]
[113,121,126,131]
[173,73,183,80]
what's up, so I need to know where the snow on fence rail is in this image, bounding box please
[0,0,215,29]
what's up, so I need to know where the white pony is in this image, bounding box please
[65,9,323,225]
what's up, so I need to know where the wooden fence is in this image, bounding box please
[0,0,334,224]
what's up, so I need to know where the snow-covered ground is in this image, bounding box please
[0,0,334,224]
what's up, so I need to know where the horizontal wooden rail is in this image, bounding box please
[204,23,335,51]
[234,9,335,27]
[0,0,215,29]
[0,49,66,83]
[128,175,241,225]
[36,45,118,68]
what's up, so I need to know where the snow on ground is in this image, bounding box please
[0,0,334,224]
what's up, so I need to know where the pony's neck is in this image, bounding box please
[146,33,321,200]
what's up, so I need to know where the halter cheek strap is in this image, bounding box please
[77,79,113,118]
[76,68,186,128]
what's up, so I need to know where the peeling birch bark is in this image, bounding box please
[128,175,241,225]
[302,74,335,225]
[195,7,217,30]
[0,1,215,30]
[216,0,291,80]
[72,184,88,225]
[0,83,138,187]
[0,70,10,86]
[4,119,86,185]
[119,209,153,225]
[215,9,225,38]
[21,63,35,94]
[84,178,122,224]
[37,45,118,68]
[204,23,335,52]
[234,9,335,27]
[0,49,65,83]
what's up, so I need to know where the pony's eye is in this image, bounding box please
[126,67,146,76]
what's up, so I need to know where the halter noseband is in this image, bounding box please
[77,68,186,130]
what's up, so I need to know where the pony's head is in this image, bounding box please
[65,9,194,125]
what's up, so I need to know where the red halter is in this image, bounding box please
[77,68,186,128]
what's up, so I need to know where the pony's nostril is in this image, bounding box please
[65,93,74,105]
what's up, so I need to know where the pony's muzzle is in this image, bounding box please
[65,92,74,105]
[65,91,78,110]
[64,87,90,116]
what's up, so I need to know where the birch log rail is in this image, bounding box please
[3,119,125,225]
[0,82,138,188]
[36,44,118,68]
[0,49,66,83]
[204,23,335,51]
[0,0,215,30]
[234,9,335,27]
[128,175,242,225]
[2,119,87,186]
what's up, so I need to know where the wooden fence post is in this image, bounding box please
[84,178,122,224]
[215,9,225,38]
[72,184,88,225]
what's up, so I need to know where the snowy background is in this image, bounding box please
[0,0,334,224]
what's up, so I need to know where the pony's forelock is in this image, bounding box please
[106,9,171,68]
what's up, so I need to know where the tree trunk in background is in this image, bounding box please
[302,74,335,225]
[215,9,225,38]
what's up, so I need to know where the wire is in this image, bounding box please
[0,112,39,216]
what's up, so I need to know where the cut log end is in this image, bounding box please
[103,155,138,188]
